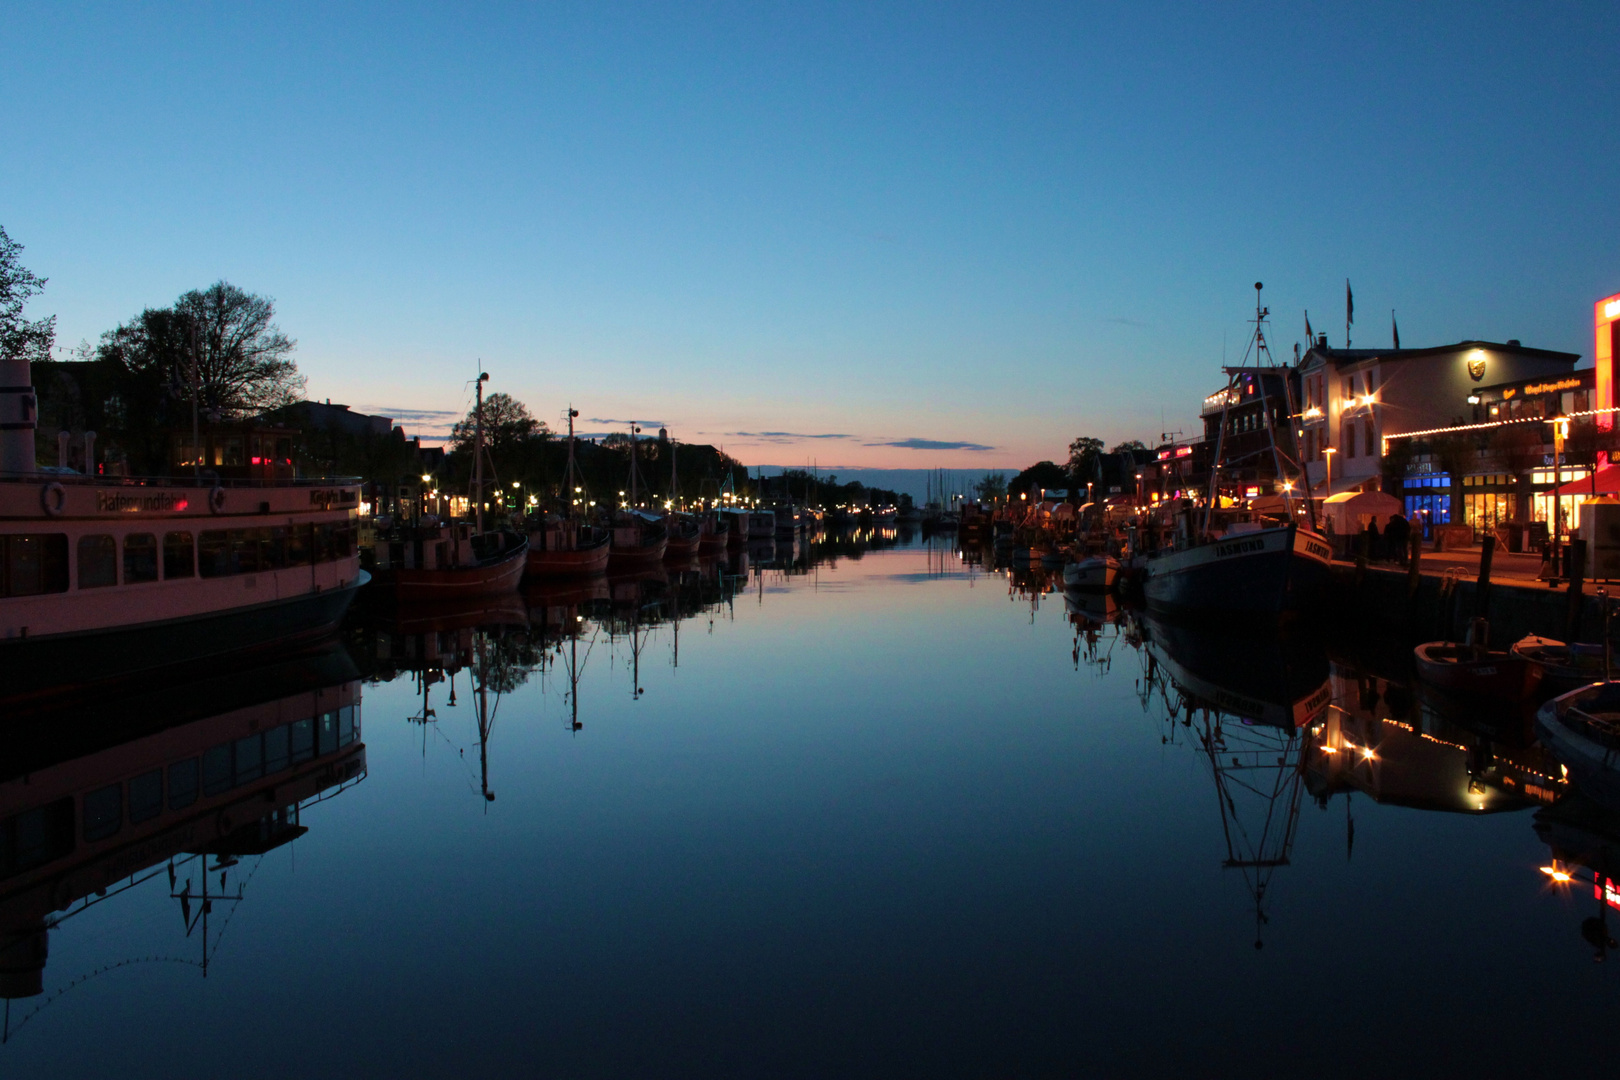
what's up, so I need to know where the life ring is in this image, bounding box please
[40,482,66,516]
[208,486,227,514]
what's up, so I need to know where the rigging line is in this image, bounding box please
[203,855,266,964]
[4,957,203,1041]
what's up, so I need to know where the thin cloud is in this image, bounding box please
[866,438,996,452]
[360,407,461,425]
[587,417,668,428]
[1107,317,1148,328]
[730,431,854,441]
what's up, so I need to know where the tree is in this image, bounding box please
[0,225,55,366]
[1067,436,1104,485]
[99,281,304,418]
[1009,460,1069,496]
[1110,439,1147,454]
[974,471,1007,500]
[450,392,549,459]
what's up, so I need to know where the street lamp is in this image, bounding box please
[1322,447,1337,496]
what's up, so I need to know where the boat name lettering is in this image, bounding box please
[1215,538,1265,557]
[1300,682,1332,717]
[96,490,190,513]
[1303,539,1332,560]
[310,487,359,509]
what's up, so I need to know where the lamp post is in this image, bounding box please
[1553,414,1570,570]
[1322,447,1337,498]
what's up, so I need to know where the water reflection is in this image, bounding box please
[0,641,364,1035]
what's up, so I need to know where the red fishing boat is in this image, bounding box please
[1414,619,1543,701]
[664,514,702,561]
[372,522,528,601]
[526,515,611,577]
[608,510,668,570]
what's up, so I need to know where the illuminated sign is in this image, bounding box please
[1158,446,1193,460]
[1598,293,1620,433]
[1501,388,1516,399]
[1521,377,1584,397]
[96,490,190,513]
[1598,877,1620,911]
[1608,298,1620,319]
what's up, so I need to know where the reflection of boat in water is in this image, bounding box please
[1064,589,1118,628]
[0,640,365,1008]
[1135,611,1330,729]
[1533,792,1620,960]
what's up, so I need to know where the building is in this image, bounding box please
[1297,337,1580,499]
[1198,367,1301,500]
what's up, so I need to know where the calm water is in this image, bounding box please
[6,533,1620,1077]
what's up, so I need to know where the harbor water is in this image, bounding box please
[5,533,1618,1077]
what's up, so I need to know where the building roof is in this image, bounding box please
[1303,340,1581,369]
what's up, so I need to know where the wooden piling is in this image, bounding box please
[1407,530,1422,598]
[1474,535,1495,619]
[1566,538,1588,642]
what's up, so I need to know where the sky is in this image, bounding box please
[3,1,1618,471]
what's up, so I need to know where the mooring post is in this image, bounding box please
[1407,529,1423,599]
[1474,535,1495,620]
[1566,538,1588,642]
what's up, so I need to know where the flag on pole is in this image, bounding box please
[1392,310,1400,349]
[1305,311,1313,342]
[1346,280,1354,326]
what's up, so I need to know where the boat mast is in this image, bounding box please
[669,434,679,510]
[1248,283,1296,519]
[473,371,489,533]
[564,406,580,518]
[628,421,640,509]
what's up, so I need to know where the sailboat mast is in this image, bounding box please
[472,371,488,533]
[565,406,580,517]
[628,421,639,508]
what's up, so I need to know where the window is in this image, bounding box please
[83,784,122,842]
[1343,376,1354,400]
[1343,422,1357,459]
[338,705,355,747]
[264,725,290,774]
[202,744,232,797]
[1,534,69,597]
[290,718,315,763]
[124,533,158,584]
[198,531,230,578]
[1366,369,1377,394]
[287,525,312,566]
[263,528,289,570]
[164,531,194,578]
[235,733,263,785]
[128,770,163,824]
[220,437,245,467]
[0,799,75,881]
[1364,417,1376,456]
[77,534,118,589]
[229,529,262,574]
[168,759,199,810]
[318,712,338,757]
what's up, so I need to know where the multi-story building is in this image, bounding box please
[1296,337,1580,499]
[1198,367,1301,500]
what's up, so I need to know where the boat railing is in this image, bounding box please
[0,471,363,489]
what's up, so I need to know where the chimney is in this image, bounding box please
[0,354,37,475]
[1318,334,1328,348]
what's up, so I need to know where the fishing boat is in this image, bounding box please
[608,510,669,570]
[1,356,367,706]
[747,509,776,540]
[720,507,751,548]
[1513,635,1612,693]
[525,515,610,577]
[664,513,702,561]
[1064,554,1119,592]
[1414,621,1543,701]
[696,510,731,555]
[1140,285,1331,620]
[372,521,528,600]
[1537,682,1620,804]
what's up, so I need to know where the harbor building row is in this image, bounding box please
[1142,291,1620,544]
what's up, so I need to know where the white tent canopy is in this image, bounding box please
[1322,490,1404,534]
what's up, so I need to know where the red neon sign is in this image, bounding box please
[1597,876,1620,911]
[1597,293,1620,432]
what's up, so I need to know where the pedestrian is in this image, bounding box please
[1364,517,1381,561]
[1385,510,1410,566]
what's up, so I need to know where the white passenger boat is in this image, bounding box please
[1063,555,1118,592]
[1,355,367,704]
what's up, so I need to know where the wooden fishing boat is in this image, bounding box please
[608,510,668,570]
[720,507,750,548]
[373,522,528,601]
[747,510,776,540]
[1537,682,1620,805]
[664,514,702,560]
[1413,637,1543,701]
[1512,635,1611,693]
[696,510,731,555]
[525,516,610,577]
[1064,555,1119,592]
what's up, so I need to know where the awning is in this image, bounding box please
[1554,466,1620,496]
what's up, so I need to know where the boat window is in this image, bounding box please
[263,724,290,773]
[234,733,263,785]
[220,437,245,467]
[198,531,230,577]
[290,717,314,764]
[168,759,199,810]
[82,784,122,842]
[286,524,313,566]
[164,531,195,579]
[123,533,159,584]
[202,744,232,797]
[318,712,338,757]
[128,769,163,824]
[229,529,262,574]
[1,534,69,597]
[1,799,76,881]
[263,527,289,570]
[338,705,355,747]
[77,534,118,589]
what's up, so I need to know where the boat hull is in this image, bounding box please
[526,537,610,578]
[382,539,528,601]
[1,573,366,710]
[1141,525,1331,619]
[1414,642,1543,700]
[609,537,668,570]
[1064,557,1117,592]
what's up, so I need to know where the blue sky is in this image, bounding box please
[3,2,1616,468]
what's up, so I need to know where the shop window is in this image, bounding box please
[123,533,158,584]
[77,534,117,589]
